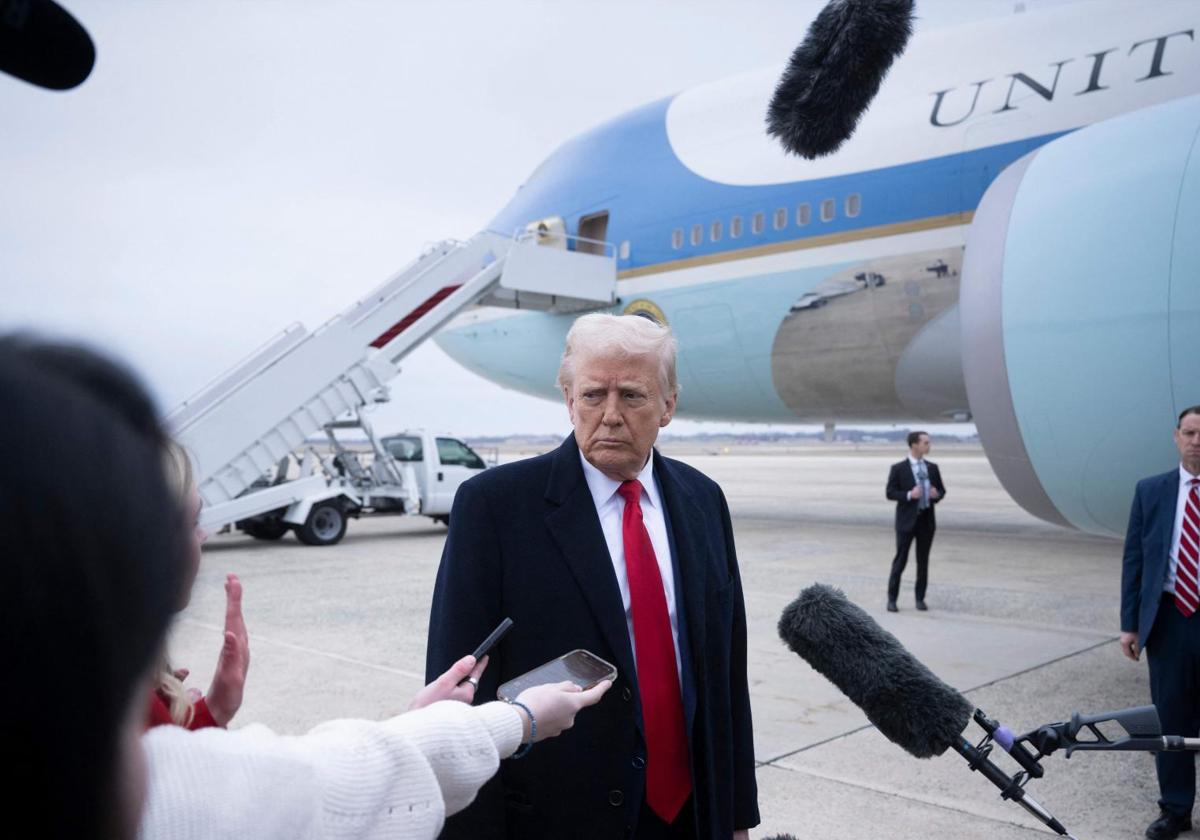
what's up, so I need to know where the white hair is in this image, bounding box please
[556,313,679,396]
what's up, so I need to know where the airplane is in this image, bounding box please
[434,0,1200,539]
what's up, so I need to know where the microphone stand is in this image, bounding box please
[955,704,1200,839]
[951,711,1074,838]
[1017,705,1200,758]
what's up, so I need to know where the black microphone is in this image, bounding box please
[0,0,95,90]
[779,584,1073,837]
[766,0,914,159]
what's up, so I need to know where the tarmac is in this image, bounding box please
[172,443,1157,840]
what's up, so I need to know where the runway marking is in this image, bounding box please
[758,635,1117,766]
[180,619,425,681]
[756,762,1053,837]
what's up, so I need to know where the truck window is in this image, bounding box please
[436,437,485,470]
[384,436,423,462]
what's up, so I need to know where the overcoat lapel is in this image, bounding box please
[543,437,638,697]
[654,454,709,689]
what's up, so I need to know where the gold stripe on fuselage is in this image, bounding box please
[616,211,974,280]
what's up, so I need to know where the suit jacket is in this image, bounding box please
[885,459,946,532]
[425,435,758,840]
[1121,469,1181,646]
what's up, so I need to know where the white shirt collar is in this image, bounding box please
[579,448,660,511]
[908,456,924,466]
[1180,464,1200,484]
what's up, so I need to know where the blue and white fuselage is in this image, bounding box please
[438,1,1200,535]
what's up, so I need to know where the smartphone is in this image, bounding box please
[471,617,513,661]
[496,649,618,702]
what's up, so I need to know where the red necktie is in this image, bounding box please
[1175,478,1200,617]
[617,480,691,823]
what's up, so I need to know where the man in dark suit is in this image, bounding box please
[1121,405,1200,840]
[425,313,758,840]
[885,431,946,612]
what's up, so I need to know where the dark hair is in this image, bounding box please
[0,338,185,838]
[906,430,929,448]
[1178,406,1200,428]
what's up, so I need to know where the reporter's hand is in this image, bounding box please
[1120,631,1140,662]
[409,654,488,710]
[514,679,612,743]
[206,574,250,726]
[909,487,921,500]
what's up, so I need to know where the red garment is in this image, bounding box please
[146,687,220,730]
[617,479,691,823]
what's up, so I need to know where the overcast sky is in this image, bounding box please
[0,0,1086,437]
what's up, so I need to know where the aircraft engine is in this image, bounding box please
[960,95,1200,536]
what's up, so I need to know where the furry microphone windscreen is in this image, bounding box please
[766,0,914,159]
[0,0,95,90]
[778,583,971,758]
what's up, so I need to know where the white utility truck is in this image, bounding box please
[232,418,488,546]
[168,229,614,547]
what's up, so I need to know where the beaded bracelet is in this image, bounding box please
[507,699,536,759]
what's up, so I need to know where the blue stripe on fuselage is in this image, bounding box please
[489,94,1071,271]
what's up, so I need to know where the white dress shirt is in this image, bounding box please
[1163,464,1200,593]
[579,450,683,678]
[908,457,931,507]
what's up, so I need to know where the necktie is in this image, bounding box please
[1174,478,1200,617]
[917,462,929,510]
[617,480,691,823]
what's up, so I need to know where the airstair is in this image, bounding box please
[168,229,615,534]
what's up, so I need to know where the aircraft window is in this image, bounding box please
[619,240,630,260]
[845,193,861,218]
[384,436,423,462]
[773,208,787,230]
[797,203,811,226]
[690,224,703,246]
[436,437,486,470]
[730,216,743,238]
[710,220,722,242]
[672,228,683,250]
[752,212,765,235]
[820,198,836,222]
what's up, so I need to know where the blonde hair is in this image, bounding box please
[158,439,197,726]
[157,654,195,726]
[162,439,194,502]
[555,313,679,397]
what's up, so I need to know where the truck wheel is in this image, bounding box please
[297,502,347,546]
[431,514,450,527]
[242,518,289,541]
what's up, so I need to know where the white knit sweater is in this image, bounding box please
[138,700,524,840]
